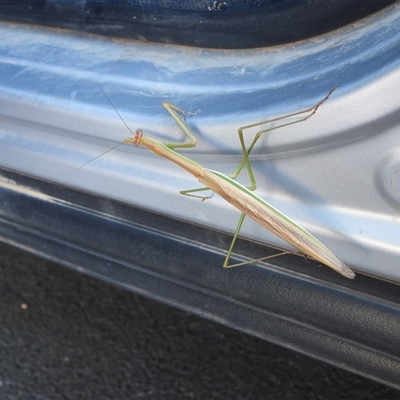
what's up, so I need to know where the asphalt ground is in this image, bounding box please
[0,241,399,400]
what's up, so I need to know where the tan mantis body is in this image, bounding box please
[87,84,355,278]
[125,89,355,279]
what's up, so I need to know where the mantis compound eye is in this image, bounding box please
[133,129,143,146]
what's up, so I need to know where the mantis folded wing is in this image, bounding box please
[122,88,355,279]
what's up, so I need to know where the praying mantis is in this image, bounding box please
[96,85,355,279]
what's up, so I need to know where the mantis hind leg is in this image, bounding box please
[223,212,292,269]
[231,86,338,190]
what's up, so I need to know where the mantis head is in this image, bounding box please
[124,129,143,146]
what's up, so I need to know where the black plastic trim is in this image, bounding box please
[1,166,400,389]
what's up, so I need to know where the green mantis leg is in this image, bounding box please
[160,102,213,201]
[161,102,198,149]
[231,86,338,188]
[222,211,292,268]
[179,186,213,201]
